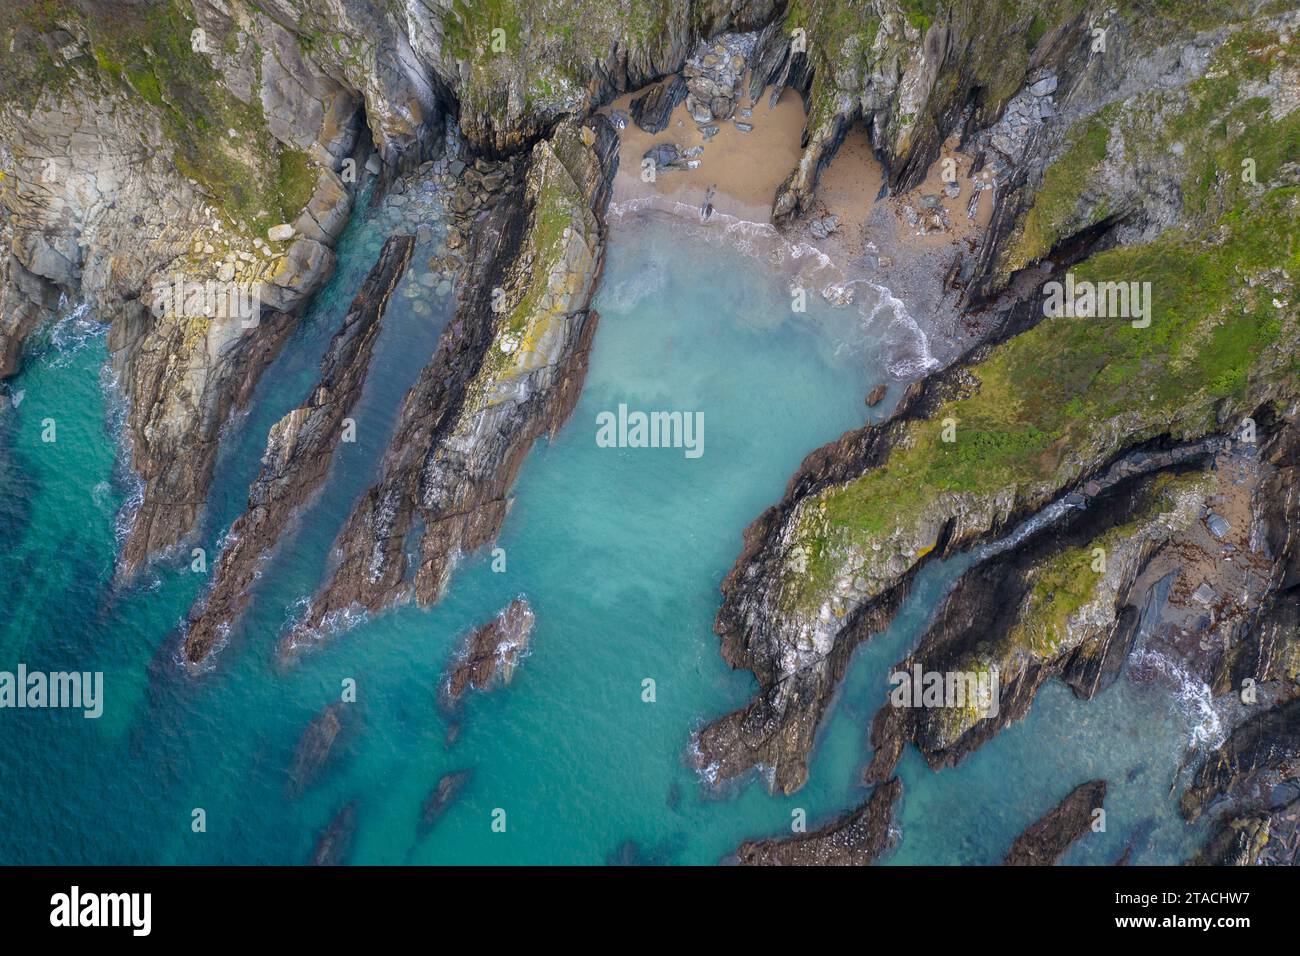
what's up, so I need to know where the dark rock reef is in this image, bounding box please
[285,701,352,799]
[311,800,359,866]
[1003,779,1107,866]
[443,598,536,707]
[280,118,617,655]
[417,770,472,839]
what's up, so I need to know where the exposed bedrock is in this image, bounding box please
[1003,779,1107,865]
[865,461,1219,784]
[181,234,416,669]
[0,2,385,579]
[442,597,536,707]
[403,0,783,156]
[864,409,1300,786]
[695,10,1300,794]
[1180,697,1300,823]
[1190,797,1300,866]
[280,117,618,656]
[733,777,901,866]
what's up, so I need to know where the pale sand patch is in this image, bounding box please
[888,132,996,250]
[604,82,807,223]
[811,123,884,259]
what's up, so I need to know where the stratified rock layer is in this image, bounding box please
[281,118,617,655]
[183,234,415,667]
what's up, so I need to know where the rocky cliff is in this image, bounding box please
[696,8,1300,795]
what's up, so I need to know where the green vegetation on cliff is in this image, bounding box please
[442,0,681,132]
[1,0,318,234]
[784,16,1299,614]
[1009,471,1205,656]
[792,177,1298,609]
[1007,24,1299,272]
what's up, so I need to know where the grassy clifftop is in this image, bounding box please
[789,177,1297,615]
[1006,22,1300,276]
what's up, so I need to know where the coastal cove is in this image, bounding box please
[0,192,1215,864]
[3,0,1296,869]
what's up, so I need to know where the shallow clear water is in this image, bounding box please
[0,200,1211,864]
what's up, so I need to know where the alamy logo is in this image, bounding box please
[1042,272,1152,328]
[888,665,1000,718]
[50,886,151,936]
[595,403,704,459]
[151,274,262,328]
[0,664,102,718]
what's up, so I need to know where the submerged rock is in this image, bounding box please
[865,384,887,407]
[311,800,359,866]
[286,702,351,799]
[417,770,472,838]
[443,598,536,705]
[1003,779,1106,865]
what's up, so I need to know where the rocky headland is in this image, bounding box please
[693,5,1300,800]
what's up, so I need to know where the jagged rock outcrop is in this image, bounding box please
[181,234,415,668]
[1194,795,1300,866]
[285,700,351,798]
[733,777,901,866]
[311,799,359,865]
[402,0,783,155]
[630,76,687,133]
[442,598,536,706]
[695,10,1300,794]
[1003,779,1106,865]
[0,2,374,579]
[1211,416,1300,696]
[759,1,1094,227]
[1180,697,1300,822]
[280,118,617,654]
[864,466,1214,783]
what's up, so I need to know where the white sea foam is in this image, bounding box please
[1130,646,1225,749]
[608,197,943,379]
[44,301,103,367]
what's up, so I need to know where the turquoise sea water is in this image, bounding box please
[0,198,1213,864]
